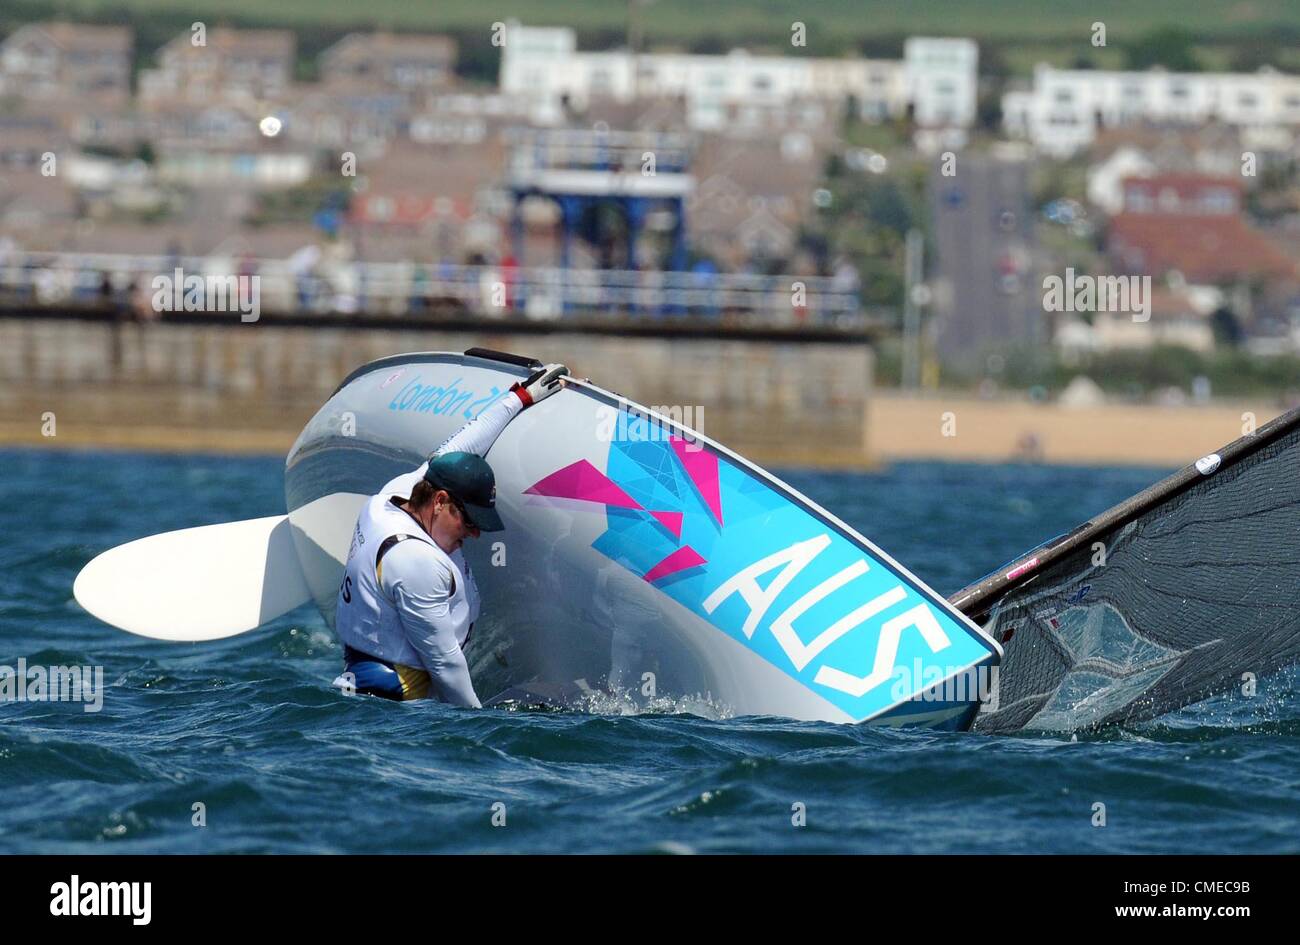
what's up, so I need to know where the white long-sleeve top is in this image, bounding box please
[337,393,523,706]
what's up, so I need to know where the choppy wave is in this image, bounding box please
[0,449,1296,853]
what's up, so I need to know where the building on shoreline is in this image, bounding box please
[0,22,132,102]
[1004,63,1300,156]
[498,22,977,131]
[140,28,296,104]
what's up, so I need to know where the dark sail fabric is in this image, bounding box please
[950,406,1300,733]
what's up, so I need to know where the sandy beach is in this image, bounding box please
[869,393,1289,467]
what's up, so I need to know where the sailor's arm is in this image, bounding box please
[432,362,570,458]
[380,541,481,708]
[432,393,523,458]
[379,363,568,494]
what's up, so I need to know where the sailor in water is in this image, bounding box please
[332,363,570,705]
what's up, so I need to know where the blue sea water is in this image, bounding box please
[0,447,1296,854]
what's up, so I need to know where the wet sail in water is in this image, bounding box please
[951,405,1300,733]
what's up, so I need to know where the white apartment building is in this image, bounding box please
[1004,63,1300,156]
[499,22,976,131]
[903,37,978,127]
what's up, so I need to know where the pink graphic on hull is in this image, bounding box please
[524,459,643,510]
[643,545,707,582]
[524,440,729,581]
[650,510,683,538]
[670,437,723,525]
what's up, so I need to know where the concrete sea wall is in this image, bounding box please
[0,318,874,467]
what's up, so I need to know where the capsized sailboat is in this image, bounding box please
[75,347,999,728]
[76,348,1300,732]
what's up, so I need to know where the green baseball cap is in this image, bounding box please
[423,451,505,532]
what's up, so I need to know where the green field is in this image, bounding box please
[10,0,1300,47]
[7,0,1300,85]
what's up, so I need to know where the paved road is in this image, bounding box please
[929,152,1042,368]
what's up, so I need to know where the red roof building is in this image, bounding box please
[1108,174,1298,283]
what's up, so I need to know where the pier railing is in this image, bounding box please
[0,252,868,330]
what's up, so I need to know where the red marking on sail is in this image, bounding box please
[1005,556,1039,581]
